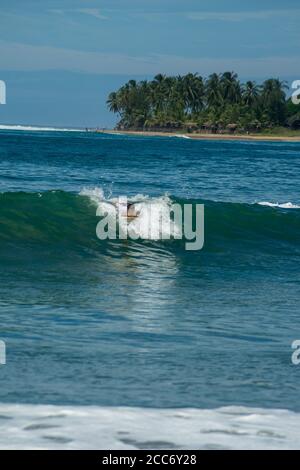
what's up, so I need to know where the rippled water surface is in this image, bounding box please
[0,130,299,411]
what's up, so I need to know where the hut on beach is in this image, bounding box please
[287,113,300,130]
[227,123,238,134]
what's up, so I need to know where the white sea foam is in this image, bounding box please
[171,134,191,139]
[0,404,299,450]
[258,201,300,209]
[104,131,123,136]
[80,187,181,240]
[0,124,83,132]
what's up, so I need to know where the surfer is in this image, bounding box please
[112,200,140,222]
[126,203,140,221]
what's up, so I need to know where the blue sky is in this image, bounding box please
[0,0,299,126]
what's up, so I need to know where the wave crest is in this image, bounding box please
[258,201,300,210]
[0,189,299,252]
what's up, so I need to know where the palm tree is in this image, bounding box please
[153,74,166,86]
[261,79,288,125]
[261,79,288,100]
[107,72,290,131]
[242,81,260,106]
[180,73,205,115]
[205,73,222,109]
[150,74,167,115]
[220,71,241,104]
[107,92,120,115]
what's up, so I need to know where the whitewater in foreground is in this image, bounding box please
[0,404,299,450]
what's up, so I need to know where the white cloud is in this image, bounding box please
[187,9,300,22]
[0,40,298,78]
[49,8,108,20]
[75,9,108,20]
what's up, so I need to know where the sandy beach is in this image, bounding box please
[98,129,300,142]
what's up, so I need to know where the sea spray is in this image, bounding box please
[90,190,204,250]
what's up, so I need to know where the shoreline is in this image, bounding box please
[98,129,300,142]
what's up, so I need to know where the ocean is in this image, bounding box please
[0,127,299,449]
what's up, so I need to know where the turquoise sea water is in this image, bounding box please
[0,129,299,411]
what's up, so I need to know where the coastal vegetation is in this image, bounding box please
[107,72,300,134]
